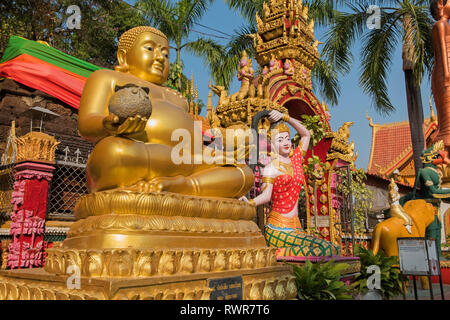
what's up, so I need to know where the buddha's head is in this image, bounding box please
[270,122,291,157]
[115,26,170,85]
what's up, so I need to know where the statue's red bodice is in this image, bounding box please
[271,146,305,214]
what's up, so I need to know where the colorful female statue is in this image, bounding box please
[242,110,340,258]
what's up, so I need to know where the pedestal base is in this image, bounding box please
[0,264,296,300]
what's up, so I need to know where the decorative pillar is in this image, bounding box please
[6,131,59,269]
[0,240,10,269]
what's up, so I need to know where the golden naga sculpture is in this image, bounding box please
[326,122,358,164]
[431,0,450,151]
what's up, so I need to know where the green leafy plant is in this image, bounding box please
[336,168,373,233]
[293,259,352,300]
[292,114,326,150]
[352,246,406,300]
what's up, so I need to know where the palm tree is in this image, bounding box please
[188,0,344,105]
[136,0,215,90]
[322,0,434,175]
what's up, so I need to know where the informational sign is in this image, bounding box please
[397,238,429,276]
[427,239,440,276]
[207,276,243,300]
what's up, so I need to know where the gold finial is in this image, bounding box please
[190,73,194,96]
[256,13,264,28]
[36,40,50,46]
[432,140,445,154]
[430,96,437,122]
[308,19,314,33]
[207,89,213,109]
[366,112,375,127]
[194,86,199,115]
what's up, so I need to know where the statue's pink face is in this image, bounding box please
[272,132,292,157]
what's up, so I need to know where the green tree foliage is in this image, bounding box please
[0,0,147,68]
[293,259,353,300]
[353,246,407,299]
[323,0,433,174]
[336,168,373,233]
[165,61,205,114]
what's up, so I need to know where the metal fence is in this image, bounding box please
[46,160,88,220]
[0,164,15,217]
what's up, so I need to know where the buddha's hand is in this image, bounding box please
[239,196,249,203]
[103,113,147,136]
[268,110,283,123]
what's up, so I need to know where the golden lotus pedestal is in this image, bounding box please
[0,191,297,300]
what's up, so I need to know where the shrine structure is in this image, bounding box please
[204,0,359,253]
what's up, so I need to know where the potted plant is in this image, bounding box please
[352,246,406,300]
[293,259,353,300]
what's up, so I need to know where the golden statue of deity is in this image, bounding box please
[79,26,254,197]
[388,179,413,234]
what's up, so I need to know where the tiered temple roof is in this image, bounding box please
[366,106,438,186]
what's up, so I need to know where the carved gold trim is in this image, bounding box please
[44,247,279,278]
[0,277,105,300]
[68,214,262,238]
[0,268,296,300]
[74,190,256,221]
[15,131,60,163]
[328,159,339,245]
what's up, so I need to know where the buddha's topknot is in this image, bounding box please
[118,26,168,54]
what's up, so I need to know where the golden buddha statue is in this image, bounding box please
[79,26,254,197]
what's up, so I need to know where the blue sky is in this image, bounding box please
[139,1,434,170]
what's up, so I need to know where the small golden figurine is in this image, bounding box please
[388,178,413,234]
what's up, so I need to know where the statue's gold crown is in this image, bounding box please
[268,122,290,141]
[118,26,168,55]
[432,140,445,154]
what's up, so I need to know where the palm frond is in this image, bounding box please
[312,58,341,106]
[136,0,177,39]
[321,7,369,74]
[177,0,214,33]
[306,0,339,26]
[224,0,264,24]
[399,2,434,85]
[359,9,403,114]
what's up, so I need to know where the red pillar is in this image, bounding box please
[7,162,54,269]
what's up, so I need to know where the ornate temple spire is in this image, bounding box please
[430,96,437,122]
[254,0,319,82]
[194,85,199,115]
